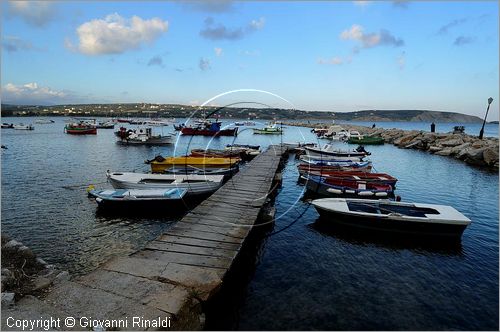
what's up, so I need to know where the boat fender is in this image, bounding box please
[358,191,374,196]
[375,192,388,197]
[95,197,103,204]
[345,189,356,194]
[327,188,343,195]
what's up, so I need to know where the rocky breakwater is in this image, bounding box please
[1,233,69,308]
[375,129,499,169]
[281,121,499,169]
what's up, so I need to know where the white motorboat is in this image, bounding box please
[312,198,471,238]
[34,119,55,124]
[305,144,370,160]
[13,123,34,130]
[323,125,350,141]
[348,130,363,139]
[106,171,224,196]
[116,127,173,145]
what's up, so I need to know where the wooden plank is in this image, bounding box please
[173,223,250,239]
[163,229,244,244]
[134,249,233,270]
[146,241,238,259]
[157,234,241,251]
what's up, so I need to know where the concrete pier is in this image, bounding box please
[1,145,287,331]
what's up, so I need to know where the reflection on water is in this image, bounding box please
[308,219,464,257]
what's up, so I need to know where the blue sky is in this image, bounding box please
[1,1,498,118]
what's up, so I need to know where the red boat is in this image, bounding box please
[305,170,398,187]
[64,122,97,135]
[306,174,394,197]
[181,121,238,136]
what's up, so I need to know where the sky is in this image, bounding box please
[1,0,499,119]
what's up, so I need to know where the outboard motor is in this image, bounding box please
[356,145,371,155]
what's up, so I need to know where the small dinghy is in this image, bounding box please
[305,174,394,197]
[297,162,373,174]
[312,198,471,238]
[163,165,239,176]
[303,170,398,187]
[300,154,367,163]
[89,188,187,206]
[305,144,370,160]
[106,171,224,196]
[13,123,34,130]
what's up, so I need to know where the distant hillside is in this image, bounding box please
[330,110,483,123]
[0,103,484,123]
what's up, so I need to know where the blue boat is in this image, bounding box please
[88,188,187,206]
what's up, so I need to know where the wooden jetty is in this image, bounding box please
[2,145,287,331]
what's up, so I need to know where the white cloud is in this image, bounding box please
[2,82,71,104]
[214,47,223,56]
[199,58,211,71]
[8,1,57,27]
[397,52,405,69]
[353,1,371,6]
[318,57,344,65]
[249,17,265,30]
[340,24,404,49]
[73,13,168,55]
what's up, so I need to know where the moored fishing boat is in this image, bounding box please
[181,120,238,136]
[13,123,34,130]
[163,165,239,176]
[1,123,14,129]
[96,120,115,129]
[300,154,366,163]
[348,135,385,145]
[303,170,397,187]
[305,174,394,198]
[34,119,55,124]
[305,144,370,159]
[297,162,373,174]
[312,198,471,238]
[64,121,97,135]
[145,155,241,173]
[106,171,224,196]
[224,144,261,160]
[115,127,173,145]
[253,123,283,134]
[323,125,350,141]
[88,188,187,206]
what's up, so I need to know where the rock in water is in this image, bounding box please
[483,147,499,166]
[465,148,486,166]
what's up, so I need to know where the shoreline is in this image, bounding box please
[282,121,499,170]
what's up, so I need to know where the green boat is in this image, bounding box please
[347,136,385,145]
[253,123,283,135]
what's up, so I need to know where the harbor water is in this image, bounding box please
[1,117,498,330]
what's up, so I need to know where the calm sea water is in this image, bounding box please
[1,117,498,330]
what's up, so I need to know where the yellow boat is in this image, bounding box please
[147,156,241,173]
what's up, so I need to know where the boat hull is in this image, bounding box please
[107,172,224,196]
[314,206,468,238]
[148,157,240,173]
[305,176,393,198]
[347,137,385,145]
[305,147,367,159]
[252,129,282,134]
[65,128,97,135]
[117,137,173,145]
[181,127,238,136]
